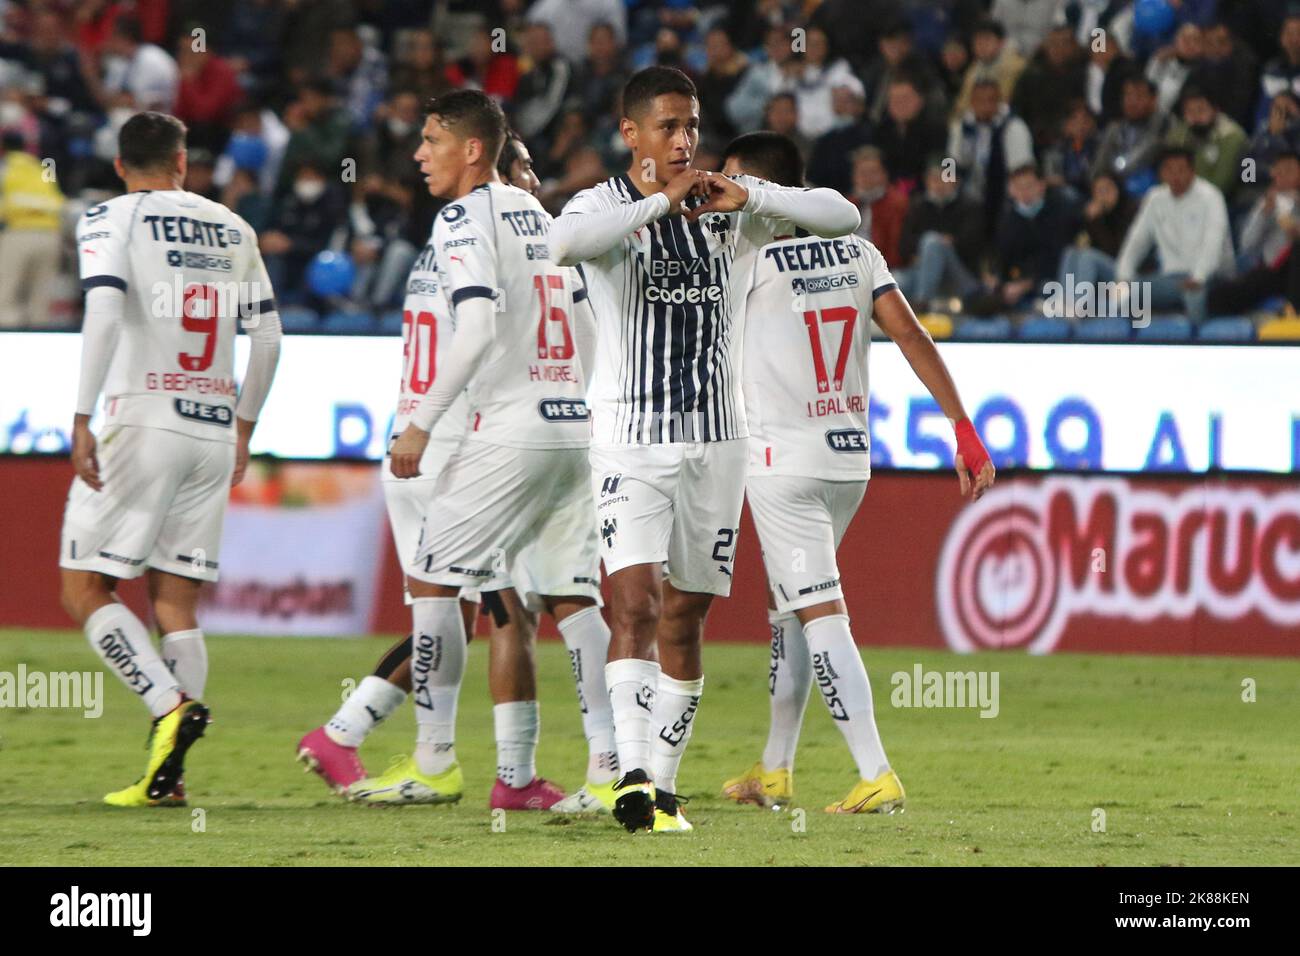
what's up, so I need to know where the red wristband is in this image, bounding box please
[955,418,990,475]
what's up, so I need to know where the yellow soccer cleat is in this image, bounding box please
[825,769,905,815]
[721,761,792,809]
[346,755,463,805]
[104,700,210,808]
[652,791,693,832]
[549,778,618,814]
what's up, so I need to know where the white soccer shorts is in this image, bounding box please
[60,425,234,583]
[589,439,747,597]
[382,436,474,605]
[745,474,866,613]
[408,440,597,604]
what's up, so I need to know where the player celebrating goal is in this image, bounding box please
[715,133,994,813]
[549,67,861,832]
[60,111,282,807]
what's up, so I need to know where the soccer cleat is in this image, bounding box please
[825,769,906,814]
[490,777,566,810]
[103,700,210,808]
[721,761,792,808]
[549,779,617,814]
[611,768,656,832]
[346,755,463,805]
[296,726,367,795]
[652,790,693,832]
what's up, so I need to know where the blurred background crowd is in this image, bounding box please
[2,0,1300,339]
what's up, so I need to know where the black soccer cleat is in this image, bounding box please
[146,700,211,800]
[611,768,656,832]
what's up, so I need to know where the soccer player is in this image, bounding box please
[298,130,618,812]
[548,67,862,832]
[715,132,994,813]
[373,90,610,810]
[60,111,282,806]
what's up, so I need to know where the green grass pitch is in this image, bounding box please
[1,629,1297,866]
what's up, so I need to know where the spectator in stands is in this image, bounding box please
[1164,85,1248,198]
[1092,75,1170,194]
[512,21,572,150]
[1116,145,1235,323]
[1058,171,1135,295]
[991,0,1065,58]
[1146,22,1204,115]
[221,166,271,234]
[223,0,287,100]
[895,155,986,310]
[1246,90,1300,187]
[949,77,1035,230]
[876,74,946,191]
[1196,21,1258,131]
[936,35,971,105]
[1207,150,1300,315]
[568,22,629,141]
[807,83,873,194]
[979,162,1080,313]
[215,101,289,198]
[785,25,863,140]
[20,9,97,117]
[183,147,219,201]
[260,159,347,306]
[1013,23,1087,150]
[762,92,810,159]
[1256,12,1300,127]
[526,0,627,55]
[96,14,178,112]
[696,27,748,145]
[0,129,64,328]
[329,26,389,132]
[951,18,1026,120]
[277,79,351,199]
[391,29,455,103]
[1085,27,1141,123]
[174,29,243,152]
[1043,99,1100,199]
[849,146,908,266]
[862,17,943,125]
[727,24,799,134]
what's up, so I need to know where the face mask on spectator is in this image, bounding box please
[1014,197,1044,217]
[295,178,326,202]
[388,118,412,137]
[1189,120,1213,136]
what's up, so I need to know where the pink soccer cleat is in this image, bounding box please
[489,777,566,811]
[296,726,367,795]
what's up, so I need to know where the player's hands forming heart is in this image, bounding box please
[664,168,705,215]
[685,172,749,219]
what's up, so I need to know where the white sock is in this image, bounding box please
[557,606,618,783]
[85,603,181,718]
[494,700,539,787]
[411,597,466,776]
[160,628,208,700]
[804,614,890,780]
[649,673,703,795]
[605,657,659,778]
[326,675,407,748]
[761,611,811,771]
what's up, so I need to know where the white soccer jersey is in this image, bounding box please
[556,174,797,445]
[74,189,272,443]
[387,232,468,462]
[739,233,896,480]
[433,182,589,448]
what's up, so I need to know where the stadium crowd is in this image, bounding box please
[2,0,1300,339]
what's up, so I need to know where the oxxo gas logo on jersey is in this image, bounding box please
[936,477,1300,653]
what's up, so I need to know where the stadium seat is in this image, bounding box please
[1074,316,1131,341]
[1017,315,1072,341]
[1258,295,1289,314]
[278,306,319,333]
[1196,316,1256,342]
[952,315,1011,340]
[1257,316,1300,340]
[1134,315,1192,342]
[322,310,378,335]
[917,313,953,339]
[378,310,404,336]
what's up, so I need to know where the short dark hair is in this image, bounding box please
[722,131,804,187]
[1008,161,1040,179]
[112,15,142,44]
[1158,144,1196,166]
[973,17,1006,40]
[118,111,187,172]
[497,130,525,179]
[621,66,697,121]
[1122,75,1158,96]
[424,89,508,165]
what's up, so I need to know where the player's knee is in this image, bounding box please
[613,587,660,632]
[152,599,198,634]
[59,573,108,623]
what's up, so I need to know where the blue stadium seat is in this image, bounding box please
[278,305,319,333]
[1258,296,1288,314]
[1197,316,1256,342]
[322,311,378,335]
[952,315,1013,341]
[1075,316,1131,341]
[1134,315,1192,342]
[1017,315,1072,341]
[378,309,404,336]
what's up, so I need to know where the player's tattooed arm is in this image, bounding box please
[873,287,995,501]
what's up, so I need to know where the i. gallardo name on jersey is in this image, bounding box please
[75,190,273,442]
